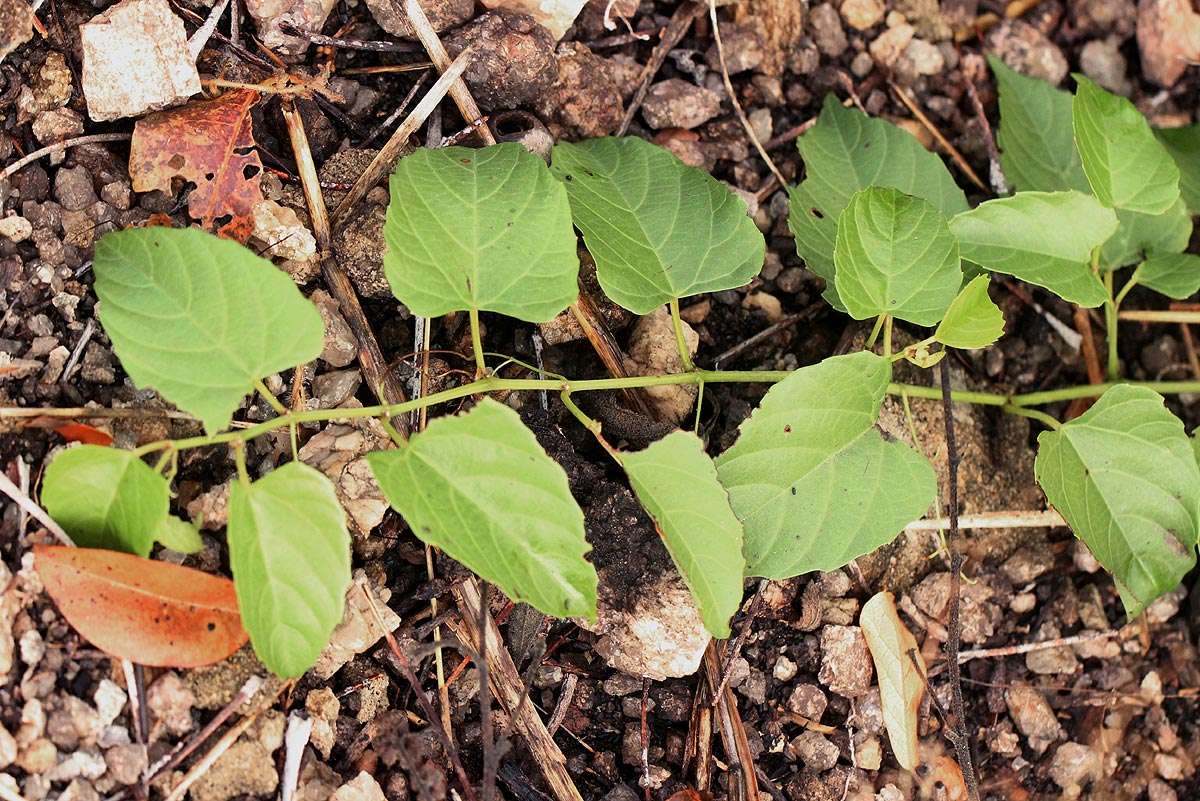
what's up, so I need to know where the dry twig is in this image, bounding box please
[938,358,982,801]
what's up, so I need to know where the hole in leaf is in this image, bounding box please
[243,164,260,180]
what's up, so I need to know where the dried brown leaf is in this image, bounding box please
[860,591,926,771]
[36,545,247,668]
[129,89,265,233]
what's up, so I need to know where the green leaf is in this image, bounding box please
[94,228,325,434]
[1136,253,1200,299]
[42,445,169,556]
[1072,75,1180,215]
[228,462,352,678]
[1035,385,1200,617]
[833,187,961,325]
[934,275,1005,349]
[549,137,764,314]
[715,352,936,579]
[158,516,204,554]
[384,143,580,322]
[622,431,744,638]
[788,96,968,308]
[1100,200,1193,270]
[948,191,1117,306]
[369,399,596,620]
[1156,125,1200,214]
[988,55,1089,193]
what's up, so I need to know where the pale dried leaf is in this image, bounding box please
[860,591,925,771]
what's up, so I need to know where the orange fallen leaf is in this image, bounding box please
[51,421,114,446]
[129,90,264,235]
[36,545,247,668]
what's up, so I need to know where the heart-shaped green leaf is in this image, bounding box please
[93,228,325,434]
[988,55,1089,193]
[788,95,968,308]
[623,431,744,638]
[1101,200,1193,270]
[550,136,764,314]
[1035,385,1200,617]
[1156,125,1200,215]
[1135,253,1200,299]
[369,399,596,620]
[384,143,580,322]
[1072,75,1180,215]
[42,445,169,556]
[228,462,352,678]
[934,276,1005,350]
[833,186,961,325]
[715,352,936,579]
[948,191,1117,306]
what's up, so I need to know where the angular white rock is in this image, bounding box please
[80,0,201,121]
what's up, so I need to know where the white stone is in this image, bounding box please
[80,0,200,121]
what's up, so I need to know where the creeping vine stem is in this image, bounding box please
[33,369,1191,460]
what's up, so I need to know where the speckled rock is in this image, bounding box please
[445,11,558,111]
[986,19,1069,85]
[641,79,722,130]
[364,0,475,39]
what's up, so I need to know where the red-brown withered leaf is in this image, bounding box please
[36,545,247,668]
[128,89,264,234]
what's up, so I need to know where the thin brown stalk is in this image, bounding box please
[164,681,290,801]
[281,100,412,434]
[2,133,132,178]
[362,583,480,801]
[938,358,981,801]
[402,0,496,145]
[330,49,472,226]
[706,0,786,187]
[890,82,986,192]
[618,2,703,135]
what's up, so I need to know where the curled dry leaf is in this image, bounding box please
[129,89,265,234]
[35,545,247,668]
[860,591,926,771]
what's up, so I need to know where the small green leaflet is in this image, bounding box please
[1155,125,1200,214]
[228,462,352,678]
[42,445,169,556]
[1072,75,1180,215]
[934,276,1004,349]
[369,399,597,620]
[788,95,968,308]
[94,228,325,434]
[158,516,204,554]
[1101,200,1193,270]
[622,431,745,638]
[948,191,1117,307]
[1035,385,1200,617]
[715,352,936,579]
[549,137,764,314]
[1135,253,1200,299]
[988,55,1089,193]
[384,143,580,322]
[833,187,961,325]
